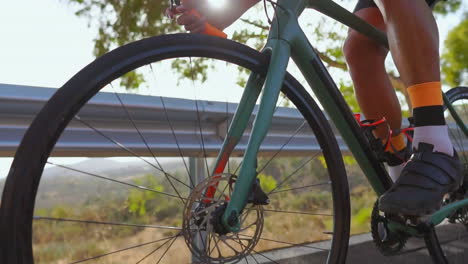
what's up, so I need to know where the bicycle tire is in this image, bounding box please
[425,86,468,264]
[0,34,350,263]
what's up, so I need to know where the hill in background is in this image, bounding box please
[0,157,185,209]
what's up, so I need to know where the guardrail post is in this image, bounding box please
[190,156,207,263]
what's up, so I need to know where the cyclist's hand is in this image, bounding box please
[166,2,207,34]
[176,5,208,33]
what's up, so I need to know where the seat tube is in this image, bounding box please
[222,39,291,232]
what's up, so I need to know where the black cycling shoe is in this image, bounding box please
[382,147,410,167]
[379,142,463,216]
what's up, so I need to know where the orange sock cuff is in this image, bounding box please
[407,81,442,108]
[385,133,406,153]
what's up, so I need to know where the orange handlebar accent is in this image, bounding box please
[187,9,227,38]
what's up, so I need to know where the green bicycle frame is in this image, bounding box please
[211,0,468,232]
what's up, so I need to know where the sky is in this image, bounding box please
[0,0,466,178]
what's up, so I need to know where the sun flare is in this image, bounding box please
[207,0,228,9]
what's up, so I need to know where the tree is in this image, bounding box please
[442,14,468,86]
[67,0,462,111]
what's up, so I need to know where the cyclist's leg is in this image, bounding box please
[343,2,406,180]
[373,0,453,155]
[375,0,462,215]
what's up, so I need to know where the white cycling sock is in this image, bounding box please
[388,163,405,182]
[412,125,454,156]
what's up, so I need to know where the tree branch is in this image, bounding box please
[315,49,348,71]
[240,18,269,30]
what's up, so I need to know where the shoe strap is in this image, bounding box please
[406,146,461,184]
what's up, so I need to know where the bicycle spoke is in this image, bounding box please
[228,239,280,264]
[206,233,216,256]
[257,121,307,174]
[110,84,185,203]
[193,200,224,217]
[251,249,280,264]
[269,181,331,195]
[155,235,179,264]
[267,153,320,195]
[225,98,231,175]
[149,63,195,189]
[212,235,223,258]
[456,103,467,160]
[68,235,178,264]
[46,161,185,200]
[459,99,468,162]
[33,216,181,230]
[189,57,211,178]
[219,237,240,254]
[136,233,180,264]
[249,252,261,264]
[73,116,191,190]
[238,234,330,252]
[235,235,250,264]
[262,208,333,216]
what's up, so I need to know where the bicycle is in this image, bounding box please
[1,0,467,263]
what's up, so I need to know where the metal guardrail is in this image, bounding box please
[0,83,348,157]
[1,83,465,158]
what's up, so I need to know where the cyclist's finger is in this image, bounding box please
[175,3,194,14]
[185,17,207,31]
[190,25,206,34]
[165,7,176,19]
[176,13,199,26]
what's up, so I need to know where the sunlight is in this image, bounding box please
[207,0,228,9]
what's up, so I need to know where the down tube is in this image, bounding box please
[291,34,392,195]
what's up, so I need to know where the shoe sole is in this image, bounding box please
[379,201,441,217]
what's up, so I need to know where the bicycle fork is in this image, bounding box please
[202,39,291,232]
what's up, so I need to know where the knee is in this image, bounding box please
[343,31,360,65]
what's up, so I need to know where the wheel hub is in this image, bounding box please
[182,174,264,264]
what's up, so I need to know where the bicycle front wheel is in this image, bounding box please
[425,86,468,264]
[0,34,350,264]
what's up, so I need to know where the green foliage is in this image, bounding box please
[290,191,332,211]
[171,58,211,83]
[442,15,468,86]
[127,174,164,216]
[317,156,327,169]
[68,0,178,88]
[343,155,357,166]
[69,0,178,57]
[120,71,145,89]
[257,173,277,193]
[433,0,462,16]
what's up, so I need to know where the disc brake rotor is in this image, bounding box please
[182,174,264,264]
